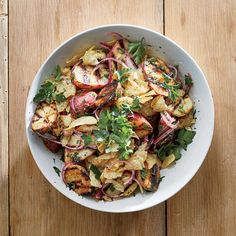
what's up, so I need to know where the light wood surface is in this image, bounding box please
[9,1,165,236]
[0,0,8,235]
[2,0,235,235]
[165,0,236,235]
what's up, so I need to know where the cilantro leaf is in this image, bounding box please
[175,128,196,150]
[90,164,101,180]
[81,134,93,146]
[53,166,61,177]
[185,74,193,86]
[128,38,145,64]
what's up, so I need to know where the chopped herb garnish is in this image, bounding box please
[141,168,147,180]
[128,38,145,64]
[94,107,134,160]
[55,93,66,102]
[67,182,76,190]
[81,134,93,146]
[33,65,66,103]
[53,166,61,177]
[72,152,80,161]
[175,128,196,150]
[121,97,141,115]
[115,68,130,84]
[185,74,193,86]
[110,184,115,192]
[55,65,62,81]
[90,164,101,180]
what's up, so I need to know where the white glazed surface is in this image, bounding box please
[25,24,214,213]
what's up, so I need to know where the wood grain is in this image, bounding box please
[165,0,236,235]
[9,1,164,236]
[0,0,8,235]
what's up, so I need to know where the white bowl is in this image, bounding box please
[25,24,214,213]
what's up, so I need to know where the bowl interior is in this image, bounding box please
[25,25,214,213]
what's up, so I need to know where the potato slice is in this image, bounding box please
[173,97,193,117]
[65,116,97,130]
[31,103,57,133]
[146,153,158,169]
[162,154,176,168]
[151,95,167,112]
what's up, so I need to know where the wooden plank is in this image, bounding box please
[0,0,8,235]
[9,1,165,235]
[165,0,236,235]
[0,0,7,15]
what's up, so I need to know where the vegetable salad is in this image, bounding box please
[31,32,196,201]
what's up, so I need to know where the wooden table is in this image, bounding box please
[1,0,235,235]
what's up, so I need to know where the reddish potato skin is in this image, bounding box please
[95,82,118,108]
[72,65,108,89]
[129,113,153,138]
[129,113,153,130]
[70,91,97,117]
[43,139,61,153]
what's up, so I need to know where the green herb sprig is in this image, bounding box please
[128,38,145,64]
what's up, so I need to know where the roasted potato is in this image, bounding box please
[63,164,92,195]
[31,103,57,133]
[173,97,193,117]
[136,164,161,191]
[151,95,167,112]
[72,65,109,89]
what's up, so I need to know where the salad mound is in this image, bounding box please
[31,32,196,201]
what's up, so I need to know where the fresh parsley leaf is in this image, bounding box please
[185,74,193,86]
[55,65,62,81]
[121,97,141,115]
[161,82,181,102]
[128,38,145,64]
[156,143,181,161]
[55,93,66,102]
[141,168,147,180]
[81,134,93,146]
[33,65,65,103]
[115,68,130,84]
[67,182,76,190]
[33,81,55,103]
[53,166,61,177]
[175,128,196,150]
[90,164,101,180]
[95,108,134,160]
[110,184,115,192]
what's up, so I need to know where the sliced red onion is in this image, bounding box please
[101,183,121,198]
[124,170,135,186]
[36,132,84,150]
[106,32,124,40]
[133,178,143,193]
[168,65,178,80]
[153,127,175,145]
[99,57,128,69]
[160,111,178,129]
[100,41,112,50]
[94,108,101,120]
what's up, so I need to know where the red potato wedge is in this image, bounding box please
[136,164,161,191]
[129,113,153,138]
[129,113,153,130]
[95,82,118,108]
[70,91,97,116]
[72,64,108,89]
[43,139,61,153]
